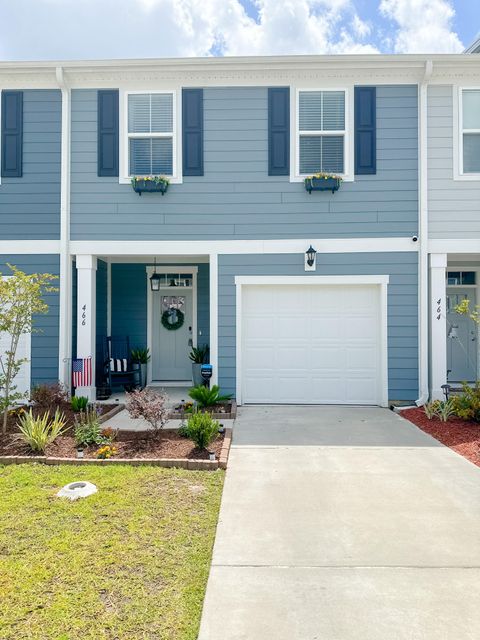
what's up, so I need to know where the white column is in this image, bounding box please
[76,255,97,401]
[209,253,218,387]
[430,253,447,400]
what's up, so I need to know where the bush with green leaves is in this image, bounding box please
[17,408,66,452]
[74,407,103,447]
[71,395,89,412]
[423,401,441,420]
[188,384,232,409]
[188,344,209,364]
[451,382,480,422]
[130,347,151,364]
[435,399,456,423]
[185,411,219,450]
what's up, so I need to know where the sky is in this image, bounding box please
[0,0,478,60]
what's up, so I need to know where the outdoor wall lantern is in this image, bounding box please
[305,245,317,271]
[150,258,161,292]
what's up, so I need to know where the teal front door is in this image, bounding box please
[152,289,193,381]
[446,288,478,382]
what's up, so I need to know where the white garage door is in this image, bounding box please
[240,283,385,405]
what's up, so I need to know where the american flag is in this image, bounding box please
[72,357,92,388]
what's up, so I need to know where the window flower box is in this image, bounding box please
[131,176,170,196]
[304,174,342,194]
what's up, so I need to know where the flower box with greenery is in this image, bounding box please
[304,173,342,194]
[131,175,170,196]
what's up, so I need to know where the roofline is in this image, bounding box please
[0,52,479,74]
[464,37,480,54]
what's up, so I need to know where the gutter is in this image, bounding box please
[56,66,72,391]
[416,59,433,407]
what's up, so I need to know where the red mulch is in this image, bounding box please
[402,407,480,467]
[0,429,225,460]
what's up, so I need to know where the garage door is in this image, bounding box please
[240,283,385,405]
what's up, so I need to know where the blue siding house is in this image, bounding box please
[1,53,478,405]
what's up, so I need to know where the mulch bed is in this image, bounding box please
[170,401,237,420]
[401,407,480,467]
[3,402,118,434]
[0,429,225,460]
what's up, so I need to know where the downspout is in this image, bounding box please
[416,59,433,406]
[56,66,72,391]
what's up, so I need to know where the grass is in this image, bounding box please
[0,464,224,640]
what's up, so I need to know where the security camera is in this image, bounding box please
[412,235,418,242]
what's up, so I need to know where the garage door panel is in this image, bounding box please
[241,283,384,405]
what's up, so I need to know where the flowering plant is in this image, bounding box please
[130,175,170,187]
[305,172,343,181]
[96,444,117,459]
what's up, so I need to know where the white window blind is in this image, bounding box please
[127,93,174,176]
[298,90,345,174]
[462,89,480,174]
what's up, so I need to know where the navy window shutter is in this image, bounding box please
[97,89,119,177]
[182,88,204,176]
[354,86,376,175]
[268,87,290,176]
[1,91,23,178]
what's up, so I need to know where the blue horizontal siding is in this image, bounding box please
[70,85,418,241]
[0,90,61,239]
[218,252,418,402]
[0,254,60,386]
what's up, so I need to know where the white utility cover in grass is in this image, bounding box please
[240,283,384,405]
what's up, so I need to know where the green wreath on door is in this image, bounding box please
[161,308,185,331]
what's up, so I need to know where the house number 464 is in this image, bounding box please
[82,304,87,326]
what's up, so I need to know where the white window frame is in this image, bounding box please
[291,87,354,183]
[453,86,480,181]
[119,89,182,184]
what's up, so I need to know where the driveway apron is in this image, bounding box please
[198,405,480,640]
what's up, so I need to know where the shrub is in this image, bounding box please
[17,408,66,452]
[100,426,117,443]
[96,444,117,459]
[125,388,169,433]
[435,399,456,423]
[31,383,68,409]
[185,411,219,450]
[130,347,151,364]
[451,383,480,422]
[71,396,89,412]
[74,407,102,447]
[188,344,209,364]
[424,401,440,420]
[188,384,232,409]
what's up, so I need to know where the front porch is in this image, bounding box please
[430,253,480,399]
[71,254,215,401]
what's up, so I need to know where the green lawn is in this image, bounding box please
[0,464,224,640]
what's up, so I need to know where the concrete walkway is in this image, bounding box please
[198,405,480,640]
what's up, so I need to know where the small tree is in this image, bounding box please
[455,298,480,324]
[125,388,169,434]
[0,265,58,434]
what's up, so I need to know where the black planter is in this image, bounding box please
[132,179,169,196]
[305,176,341,194]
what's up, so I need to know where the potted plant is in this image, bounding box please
[189,344,209,386]
[131,175,170,196]
[131,347,151,388]
[304,172,342,194]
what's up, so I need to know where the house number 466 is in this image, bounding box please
[82,304,87,326]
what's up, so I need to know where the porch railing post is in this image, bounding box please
[430,253,447,400]
[75,254,97,401]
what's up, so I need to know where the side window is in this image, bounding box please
[461,89,480,175]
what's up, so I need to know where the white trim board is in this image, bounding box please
[145,265,198,385]
[70,237,417,257]
[429,239,480,254]
[234,274,389,407]
[0,241,61,255]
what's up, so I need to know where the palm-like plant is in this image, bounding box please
[188,384,232,408]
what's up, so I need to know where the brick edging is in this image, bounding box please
[0,429,233,470]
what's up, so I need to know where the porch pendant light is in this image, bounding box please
[150,258,161,292]
[306,245,317,267]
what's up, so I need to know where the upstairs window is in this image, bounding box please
[127,92,174,176]
[461,89,480,174]
[297,90,346,175]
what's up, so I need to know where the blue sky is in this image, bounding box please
[0,0,477,60]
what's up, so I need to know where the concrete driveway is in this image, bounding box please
[198,405,480,640]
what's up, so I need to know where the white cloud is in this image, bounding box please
[379,0,463,53]
[0,0,465,59]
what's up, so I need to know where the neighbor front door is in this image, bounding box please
[446,288,478,382]
[152,289,193,381]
